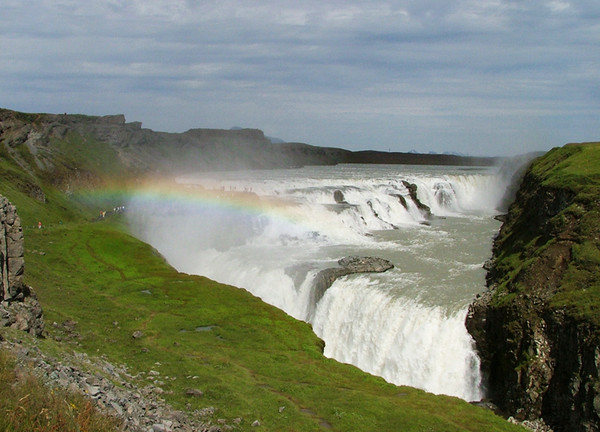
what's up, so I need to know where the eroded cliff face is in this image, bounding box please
[0,195,44,337]
[0,108,348,186]
[467,143,600,431]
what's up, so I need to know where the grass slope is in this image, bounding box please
[1,139,524,431]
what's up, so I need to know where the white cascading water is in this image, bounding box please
[311,276,482,397]
[126,164,513,402]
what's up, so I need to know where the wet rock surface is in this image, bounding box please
[401,181,432,218]
[333,189,347,204]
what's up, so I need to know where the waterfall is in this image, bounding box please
[127,164,506,401]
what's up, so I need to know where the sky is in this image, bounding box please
[1,1,599,156]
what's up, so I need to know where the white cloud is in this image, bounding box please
[548,0,571,13]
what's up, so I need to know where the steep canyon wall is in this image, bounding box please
[467,143,600,431]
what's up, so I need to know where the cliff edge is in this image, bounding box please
[466,142,600,431]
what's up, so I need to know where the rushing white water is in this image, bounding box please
[126,164,510,401]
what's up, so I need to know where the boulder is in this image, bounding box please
[333,189,347,204]
[185,388,204,398]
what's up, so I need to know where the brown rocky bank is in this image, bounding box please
[466,143,600,432]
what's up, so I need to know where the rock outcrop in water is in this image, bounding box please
[0,195,44,336]
[390,182,432,223]
[401,181,432,218]
[309,256,394,319]
[333,190,347,204]
[466,143,600,432]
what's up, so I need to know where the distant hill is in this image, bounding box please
[0,108,501,189]
[344,150,497,167]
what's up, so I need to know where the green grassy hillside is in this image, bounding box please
[0,115,525,431]
[18,218,524,431]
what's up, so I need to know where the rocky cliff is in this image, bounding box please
[0,195,44,336]
[0,108,500,191]
[0,108,351,187]
[466,143,600,431]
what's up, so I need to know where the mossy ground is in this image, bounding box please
[0,134,525,431]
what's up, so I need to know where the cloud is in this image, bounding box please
[1,0,599,156]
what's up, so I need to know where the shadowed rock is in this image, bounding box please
[465,145,600,431]
[391,193,409,210]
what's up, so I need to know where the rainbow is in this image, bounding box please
[80,178,308,226]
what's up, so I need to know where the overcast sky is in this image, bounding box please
[1,1,599,156]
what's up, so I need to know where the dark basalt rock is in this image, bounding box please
[391,193,409,210]
[333,189,347,204]
[401,181,432,218]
